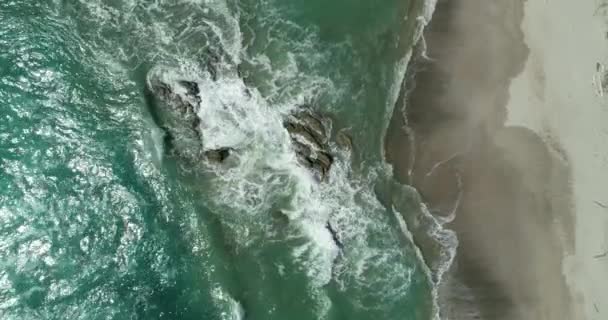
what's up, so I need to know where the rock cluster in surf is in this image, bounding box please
[284,111,334,180]
[145,70,336,181]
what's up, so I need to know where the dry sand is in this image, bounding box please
[505,0,608,319]
[386,0,608,318]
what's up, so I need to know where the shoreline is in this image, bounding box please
[385,0,608,318]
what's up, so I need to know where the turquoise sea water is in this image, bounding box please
[0,1,454,319]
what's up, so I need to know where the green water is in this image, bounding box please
[0,1,450,319]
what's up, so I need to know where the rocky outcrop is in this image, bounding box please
[146,70,336,180]
[284,111,334,181]
[326,222,343,249]
[145,74,205,163]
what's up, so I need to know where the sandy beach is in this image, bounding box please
[506,0,608,318]
[386,0,608,318]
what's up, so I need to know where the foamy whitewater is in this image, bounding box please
[0,0,455,319]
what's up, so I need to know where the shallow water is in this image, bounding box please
[0,1,453,319]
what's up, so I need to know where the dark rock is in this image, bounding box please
[205,147,232,163]
[204,48,221,81]
[147,68,338,178]
[336,130,353,150]
[312,151,333,177]
[284,120,324,146]
[326,222,343,249]
[298,113,327,142]
[146,73,204,162]
[283,111,334,181]
[178,80,200,97]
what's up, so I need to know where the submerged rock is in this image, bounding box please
[336,130,353,151]
[326,222,343,249]
[204,147,232,163]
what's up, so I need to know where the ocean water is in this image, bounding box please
[0,1,454,319]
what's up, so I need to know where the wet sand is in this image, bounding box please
[386,0,582,318]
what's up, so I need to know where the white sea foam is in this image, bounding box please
[211,286,246,320]
[144,65,421,307]
[74,0,452,317]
